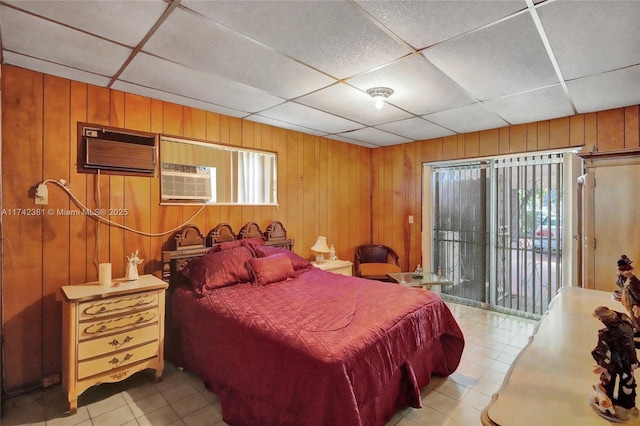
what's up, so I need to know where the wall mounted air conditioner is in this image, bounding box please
[78,123,157,175]
[161,163,215,202]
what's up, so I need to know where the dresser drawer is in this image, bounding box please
[79,309,158,341]
[78,291,158,321]
[77,341,159,380]
[78,323,158,360]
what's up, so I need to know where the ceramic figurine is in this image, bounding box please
[125,250,143,281]
[329,244,337,261]
[590,306,639,422]
[413,264,423,279]
[614,255,633,301]
[616,255,640,333]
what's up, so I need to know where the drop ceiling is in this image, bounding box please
[1,0,638,148]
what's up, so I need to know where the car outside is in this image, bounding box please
[533,216,562,252]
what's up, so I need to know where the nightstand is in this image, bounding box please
[312,259,353,276]
[60,274,168,414]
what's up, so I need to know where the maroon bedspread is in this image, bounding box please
[168,268,464,426]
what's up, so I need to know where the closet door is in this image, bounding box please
[581,151,640,291]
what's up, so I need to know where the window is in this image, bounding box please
[159,135,277,205]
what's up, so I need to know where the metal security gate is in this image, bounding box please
[493,154,563,315]
[431,153,564,317]
[432,163,488,304]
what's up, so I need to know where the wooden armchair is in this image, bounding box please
[354,244,401,281]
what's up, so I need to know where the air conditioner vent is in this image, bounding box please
[78,123,156,175]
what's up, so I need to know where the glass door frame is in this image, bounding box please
[422,149,580,316]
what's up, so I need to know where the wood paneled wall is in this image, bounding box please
[0,65,371,392]
[371,106,640,274]
[2,63,639,393]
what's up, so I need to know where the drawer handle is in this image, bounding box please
[109,336,133,348]
[109,353,133,367]
[84,312,157,335]
[83,295,156,316]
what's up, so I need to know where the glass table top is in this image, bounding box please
[386,272,454,288]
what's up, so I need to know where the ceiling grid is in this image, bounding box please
[0,0,638,147]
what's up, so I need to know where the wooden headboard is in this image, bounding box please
[161,221,294,287]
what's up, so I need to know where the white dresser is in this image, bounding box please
[482,286,639,425]
[60,274,168,414]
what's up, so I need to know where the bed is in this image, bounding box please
[162,221,464,426]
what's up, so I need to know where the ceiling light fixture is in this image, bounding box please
[366,87,394,110]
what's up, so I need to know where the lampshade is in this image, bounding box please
[311,236,330,253]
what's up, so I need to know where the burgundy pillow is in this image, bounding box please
[211,237,265,254]
[210,239,244,252]
[241,237,266,253]
[183,245,255,295]
[247,253,296,286]
[181,256,206,289]
[253,245,311,271]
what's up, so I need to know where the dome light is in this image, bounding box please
[366,87,394,110]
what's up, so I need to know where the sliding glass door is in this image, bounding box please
[492,154,564,315]
[431,163,488,304]
[428,152,567,317]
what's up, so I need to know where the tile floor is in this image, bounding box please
[1,302,538,426]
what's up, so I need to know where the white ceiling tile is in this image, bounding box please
[119,53,284,113]
[538,0,640,80]
[112,81,250,119]
[422,12,558,100]
[483,85,574,125]
[245,115,328,137]
[1,6,132,76]
[181,0,411,79]
[144,8,335,99]
[376,117,455,141]
[4,0,167,47]
[1,1,637,145]
[567,65,640,114]
[424,103,508,134]
[335,127,412,147]
[329,134,380,148]
[348,55,477,115]
[296,83,412,126]
[2,51,112,87]
[257,102,363,134]
[355,0,527,49]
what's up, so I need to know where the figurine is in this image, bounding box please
[616,255,640,332]
[590,306,639,422]
[125,250,143,281]
[413,264,423,279]
[329,244,337,261]
[614,255,633,301]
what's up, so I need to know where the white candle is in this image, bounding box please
[99,263,112,286]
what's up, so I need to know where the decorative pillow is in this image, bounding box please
[241,237,266,253]
[183,245,255,295]
[181,256,206,289]
[253,245,312,271]
[210,239,244,252]
[211,237,265,254]
[247,253,296,286]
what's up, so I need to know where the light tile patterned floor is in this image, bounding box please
[2,302,538,426]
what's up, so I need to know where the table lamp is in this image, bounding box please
[311,236,331,264]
